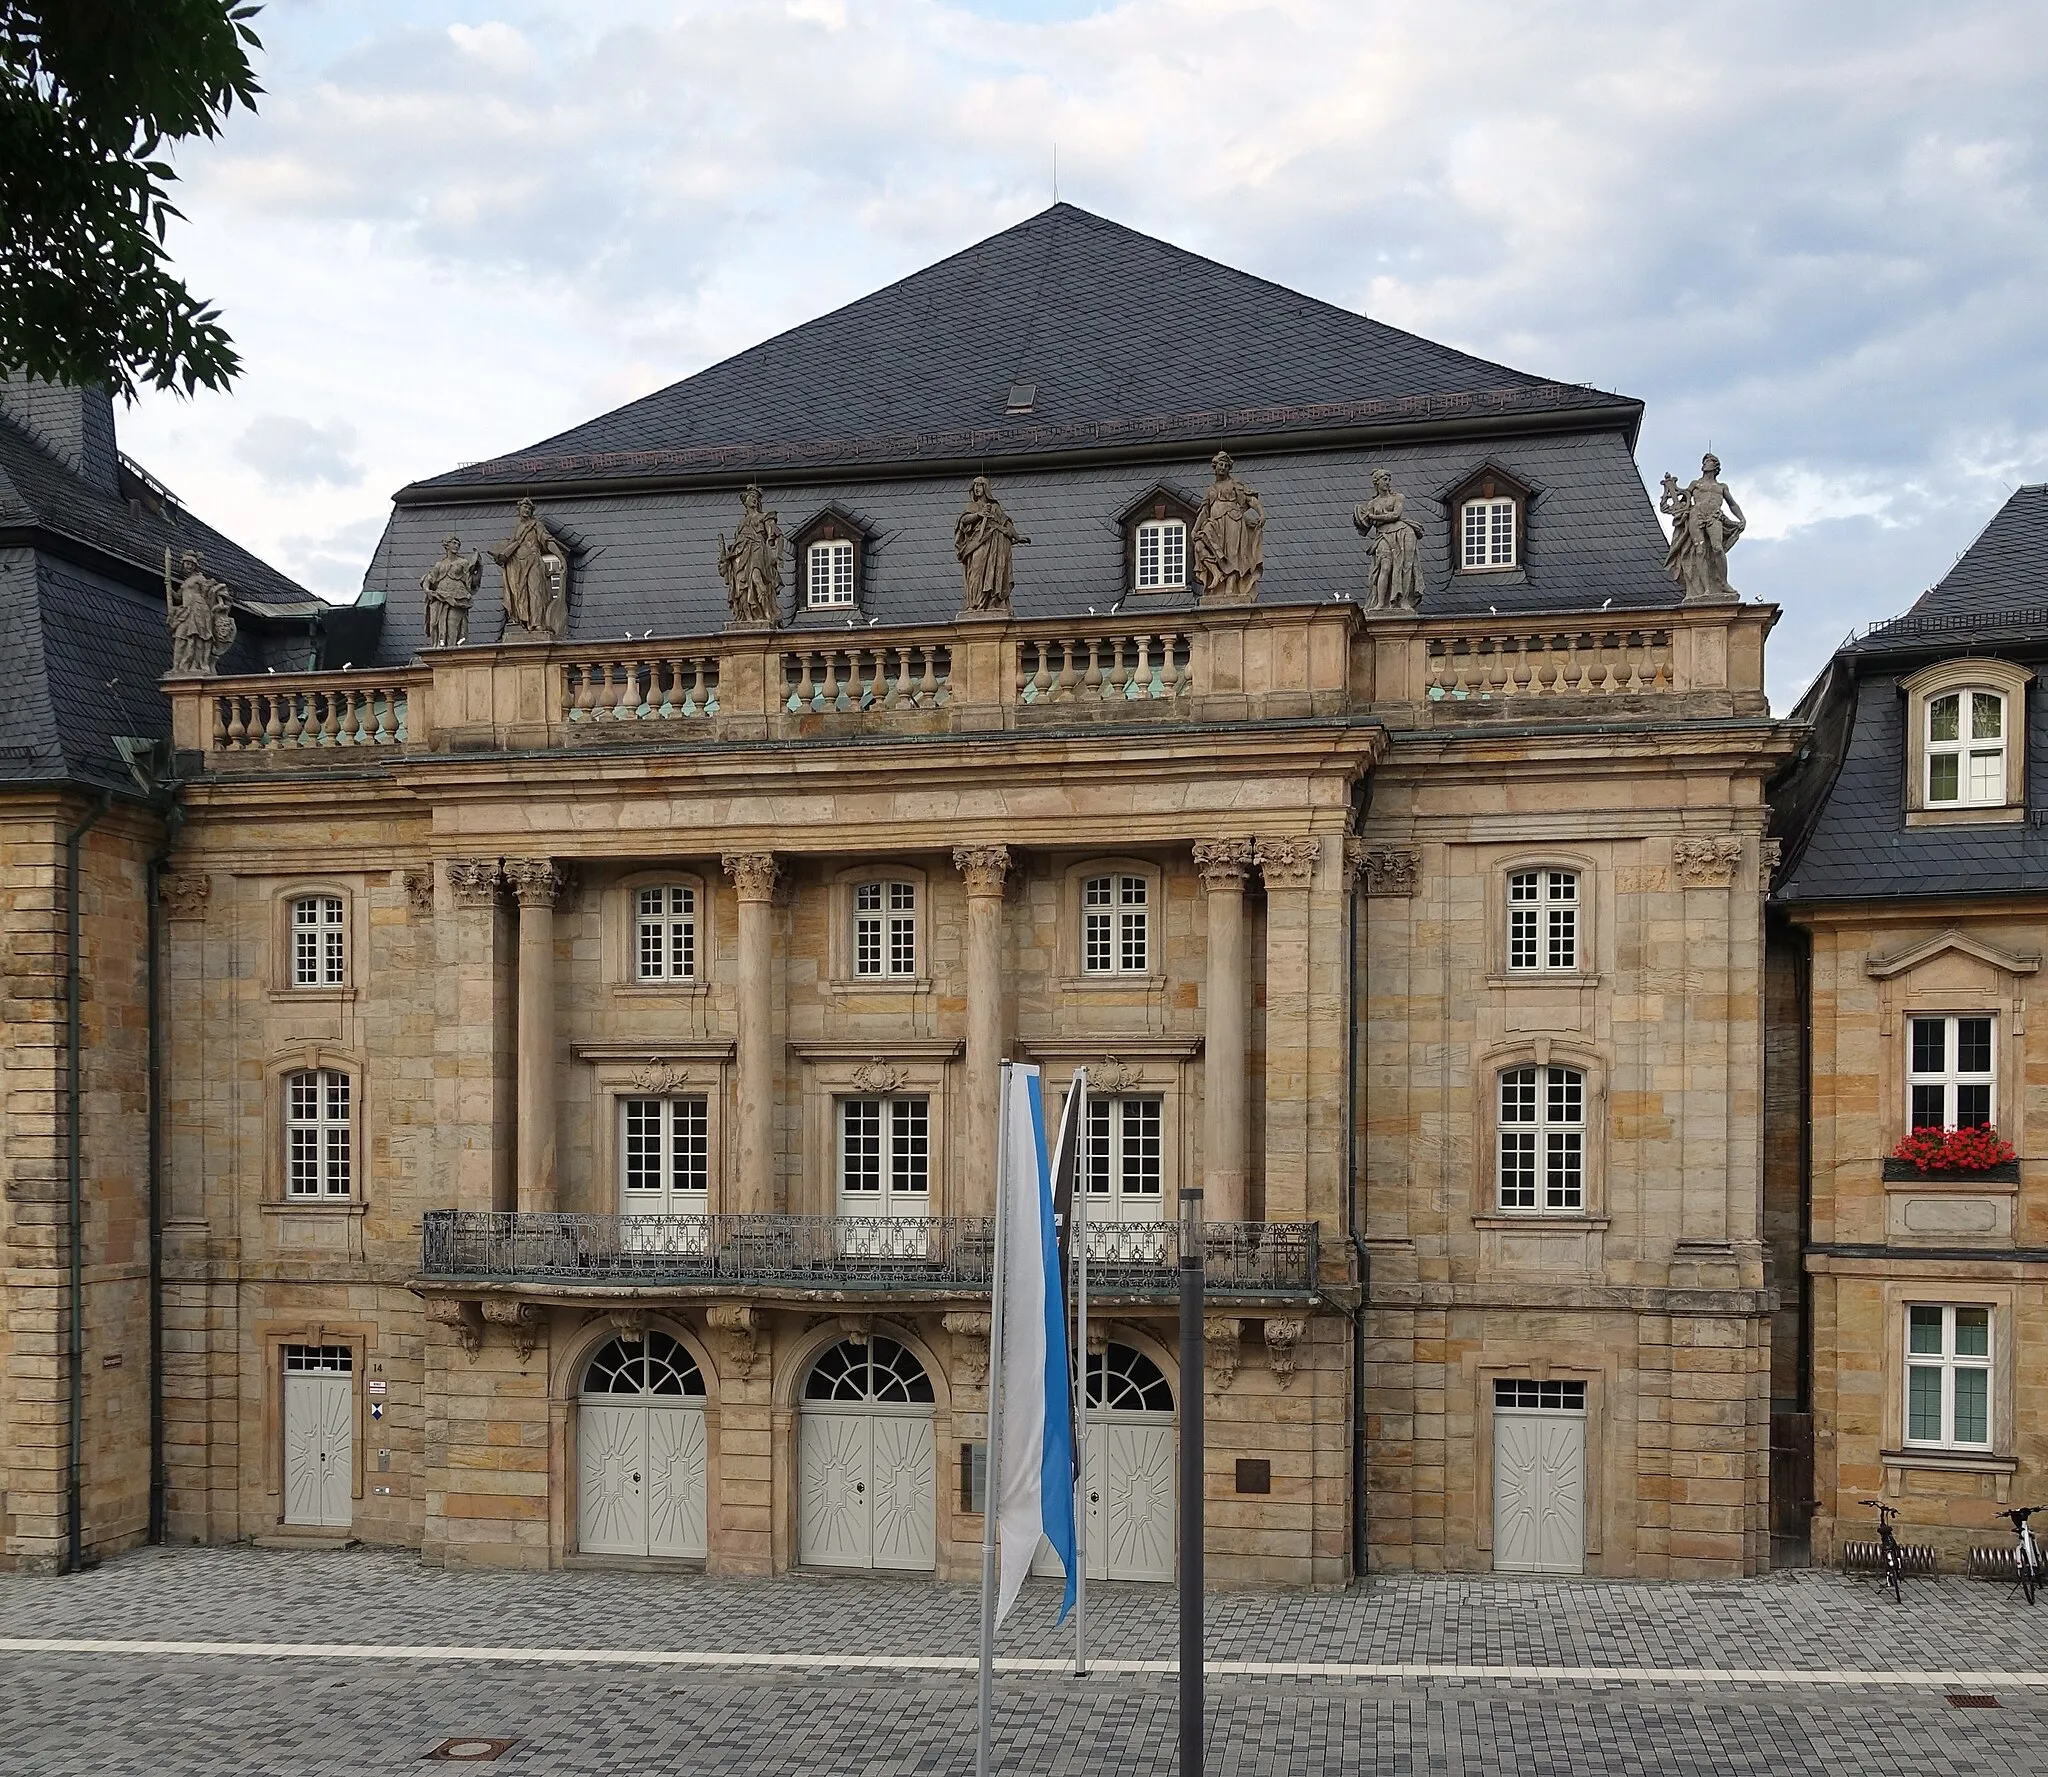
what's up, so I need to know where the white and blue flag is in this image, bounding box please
[994,1063,1078,1626]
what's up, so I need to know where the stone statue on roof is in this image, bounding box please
[1660,453,1746,604]
[718,485,783,628]
[489,497,571,638]
[163,548,236,676]
[1192,451,1265,604]
[1353,469,1424,614]
[954,476,1030,614]
[421,534,482,648]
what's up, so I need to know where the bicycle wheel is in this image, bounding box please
[2023,1555,2037,1607]
[1888,1554,1903,1604]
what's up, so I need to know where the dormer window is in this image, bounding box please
[1119,486,1198,594]
[791,507,869,613]
[1900,657,2032,823]
[1926,691,2005,806]
[1461,497,1517,570]
[808,538,855,609]
[1443,463,1534,575]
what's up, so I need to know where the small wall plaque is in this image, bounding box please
[1235,1458,1271,1495]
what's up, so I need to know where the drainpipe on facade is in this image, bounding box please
[64,790,111,1575]
[1346,855,1369,1584]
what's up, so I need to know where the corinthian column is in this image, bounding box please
[723,853,779,1216]
[953,845,1013,1218]
[1194,840,1256,1222]
[504,859,565,1214]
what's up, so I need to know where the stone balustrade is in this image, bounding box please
[203,672,424,753]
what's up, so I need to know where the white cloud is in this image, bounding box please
[115,0,2048,708]
[231,414,364,492]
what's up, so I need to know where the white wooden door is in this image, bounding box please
[799,1411,872,1568]
[870,1416,936,1571]
[1091,1416,1175,1581]
[1493,1409,1586,1574]
[282,1373,352,1527]
[579,1402,708,1558]
[646,1407,709,1558]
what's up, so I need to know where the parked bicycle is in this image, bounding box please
[1859,1499,1906,1603]
[1995,1505,2047,1604]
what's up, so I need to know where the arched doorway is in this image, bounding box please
[1086,1341,1175,1582]
[797,1336,936,1571]
[576,1330,708,1558]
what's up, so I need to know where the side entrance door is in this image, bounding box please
[797,1337,936,1572]
[576,1331,709,1559]
[282,1344,353,1528]
[1492,1378,1587,1574]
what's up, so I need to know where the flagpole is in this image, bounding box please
[975,1062,1012,1777]
[1071,1070,1089,1679]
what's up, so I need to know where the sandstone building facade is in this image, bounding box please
[7,208,1792,1582]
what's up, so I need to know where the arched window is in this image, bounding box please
[290,894,345,987]
[1507,868,1578,972]
[635,884,697,981]
[1086,1342,1174,1412]
[853,880,918,978]
[1081,872,1149,974]
[808,538,856,608]
[285,1068,352,1197]
[1925,689,2007,807]
[1460,496,1517,569]
[1497,1064,1584,1212]
[581,1329,705,1398]
[803,1336,934,1405]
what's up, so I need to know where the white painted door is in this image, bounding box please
[799,1411,873,1568]
[646,1407,709,1558]
[870,1415,936,1571]
[282,1373,352,1527]
[1091,1417,1175,1581]
[578,1405,708,1559]
[1493,1409,1586,1574]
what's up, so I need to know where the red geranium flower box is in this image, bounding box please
[1889,1125,2018,1175]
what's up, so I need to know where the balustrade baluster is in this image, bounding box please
[260,694,283,746]
[1028,642,1051,703]
[222,697,246,749]
[1143,633,1167,698]
[920,647,942,706]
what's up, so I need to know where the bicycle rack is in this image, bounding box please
[1842,1540,1939,1576]
[1968,1545,2024,1580]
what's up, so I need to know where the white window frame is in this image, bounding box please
[1507,869,1578,973]
[1134,519,1187,590]
[837,1095,931,1217]
[1904,1303,1993,1450]
[1461,497,1517,570]
[1081,1093,1165,1223]
[1081,873,1150,976]
[634,884,697,983]
[853,880,918,979]
[1496,1064,1584,1213]
[291,895,345,988]
[1906,1013,1996,1131]
[285,1068,353,1198]
[1924,688,2007,809]
[619,1095,710,1213]
[807,537,856,609]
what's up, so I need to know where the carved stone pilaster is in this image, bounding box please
[503,857,565,908]
[1192,838,1255,892]
[480,1298,546,1361]
[1673,837,1744,888]
[445,859,501,908]
[403,868,436,920]
[426,1297,484,1363]
[1346,840,1420,898]
[942,1311,992,1385]
[1263,1316,1307,1384]
[952,844,1013,897]
[1759,837,1783,896]
[1204,1315,1241,1393]
[1254,836,1320,891]
[158,872,211,919]
[722,851,778,902]
[706,1304,762,1379]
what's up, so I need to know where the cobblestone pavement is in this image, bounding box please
[2,1548,2047,1774]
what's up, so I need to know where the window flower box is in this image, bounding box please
[1886,1126,2019,1183]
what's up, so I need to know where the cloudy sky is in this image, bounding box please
[117,0,2048,708]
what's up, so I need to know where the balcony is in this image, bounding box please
[418,1210,1321,1302]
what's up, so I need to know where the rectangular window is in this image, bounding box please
[1081,873,1150,976]
[283,1344,353,1374]
[635,884,696,982]
[853,880,917,978]
[1925,690,2007,807]
[1497,1064,1585,1212]
[292,896,345,987]
[619,1096,708,1209]
[808,538,856,607]
[285,1068,352,1197]
[1461,498,1517,569]
[1905,1304,1992,1448]
[1906,1014,1995,1130]
[1135,520,1186,589]
[1081,1094,1164,1221]
[839,1096,930,1213]
[1493,1378,1586,1410]
[1507,869,1578,972]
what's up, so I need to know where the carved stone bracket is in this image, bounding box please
[158,872,211,919]
[1759,837,1783,897]
[1254,836,1320,892]
[1192,838,1256,892]
[722,852,778,902]
[1264,1316,1308,1383]
[1204,1315,1241,1393]
[445,859,502,908]
[403,869,435,920]
[425,1298,484,1363]
[942,1311,992,1385]
[1086,1320,1109,1355]
[607,1308,646,1341]
[849,1059,909,1095]
[952,844,1013,897]
[1347,840,1420,898]
[706,1304,762,1379]
[503,858,566,909]
[632,1060,697,1094]
[1087,1056,1144,1095]
[1673,836,1745,888]
[837,1314,873,1346]
[480,1298,546,1361]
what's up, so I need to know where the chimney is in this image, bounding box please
[0,373,120,495]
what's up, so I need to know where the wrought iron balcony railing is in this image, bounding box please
[419,1210,1320,1297]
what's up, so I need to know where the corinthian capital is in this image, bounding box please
[444,859,502,908]
[1672,836,1744,889]
[1192,838,1255,892]
[1254,836,1321,891]
[722,851,778,901]
[952,844,1013,896]
[503,858,566,908]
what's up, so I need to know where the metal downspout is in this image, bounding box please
[1346,856,1369,1583]
[64,790,111,1575]
[145,829,173,1544]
